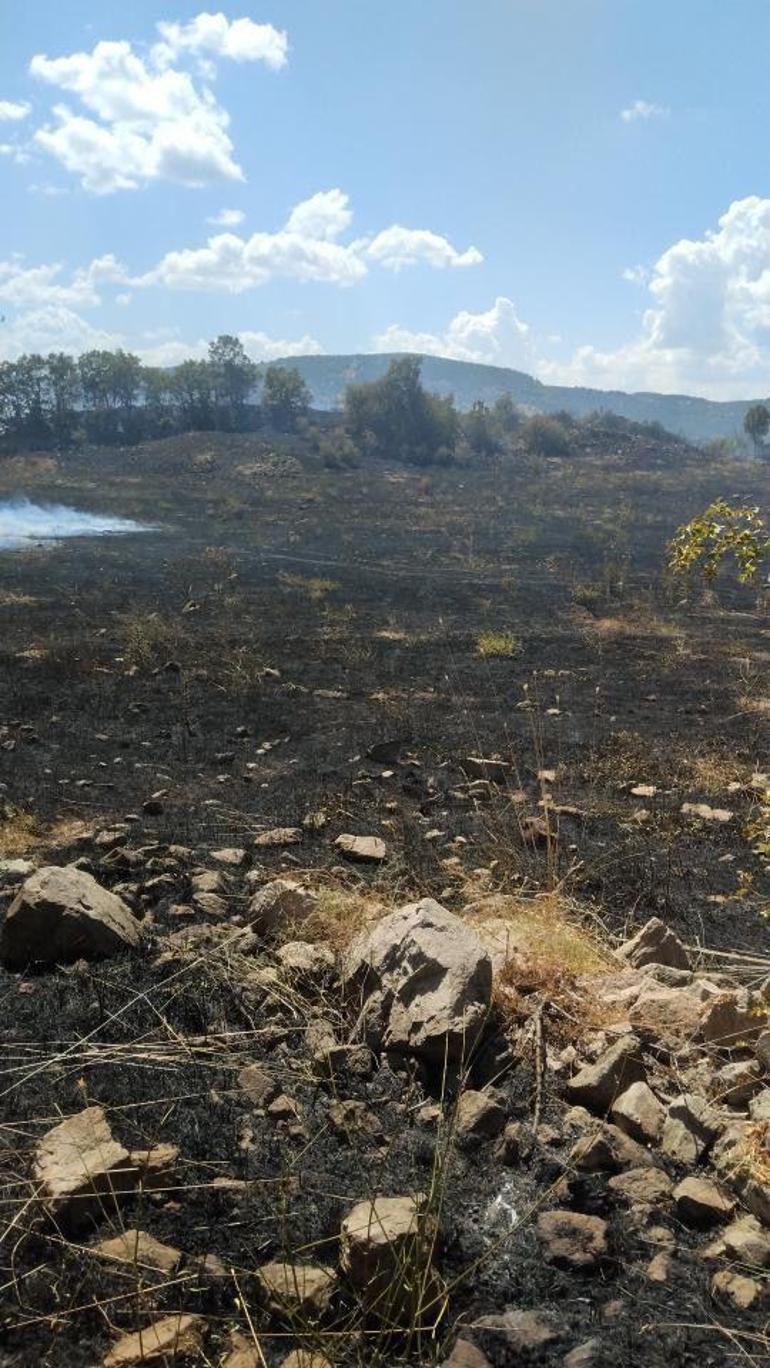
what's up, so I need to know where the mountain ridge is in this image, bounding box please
[265,351,767,443]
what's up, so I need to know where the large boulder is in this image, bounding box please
[1,865,141,968]
[343,898,493,1065]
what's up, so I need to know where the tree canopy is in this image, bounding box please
[344,356,458,465]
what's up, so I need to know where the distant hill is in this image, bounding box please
[266,352,766,444]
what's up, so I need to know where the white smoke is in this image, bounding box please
[0,498,151,549]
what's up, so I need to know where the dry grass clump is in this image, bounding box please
[686,750,744,795]
[0,806,41,857]
[0,591,38,607]
[279,572,340,602]
[297,884,387,951]
[475,630,521,659]
[118,610,183,671]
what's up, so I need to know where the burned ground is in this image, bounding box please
[0,429,768,1366]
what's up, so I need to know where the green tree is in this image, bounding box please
[208,334,257,428]
[345,356,457,465]
[522,413,570,458]
[172,359,216,430]
[45,352,81,447]
[462,400,498,457]
[262,365,311,431]
[744,403,770,454]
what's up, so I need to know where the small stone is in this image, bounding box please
[210,847,247,866]
[334,833,387,863]
[711,1269,762,1309]
[712,1059,762,1107]
[750,1089,770,1121]
[646,1252,672,1283]
[254,827,303,848]
[256,1261,337,1317]
[700,989,768,1047]
[103,1314,205,1366]
[563,1341,603,1368]
[91,1229,180,1274]
[279,1354,333,1368]
[617,917,689,971]
[673,1176,735,1228]
[607,1167,673,1206]
[455,1090,507,1147]
[474,1308,562,1354]
[277,941,335,976]
[340,1194,438,1319]
[496,1121,522,1166]
[610,1081,665,1144]
[707,1214,770,1267]
[660,1094,721,1164]
[569,1121,657,1173]
[565,1036,646,1113]
[441,1341,491,1367]
[537,1210,608,1267]
[237,1064,277,1106]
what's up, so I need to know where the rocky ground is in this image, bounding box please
[0,429,769,1365]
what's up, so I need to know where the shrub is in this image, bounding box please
[522,414,570,458]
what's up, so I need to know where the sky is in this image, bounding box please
[3,1,770,399]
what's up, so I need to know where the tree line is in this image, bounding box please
[0,336,312,450]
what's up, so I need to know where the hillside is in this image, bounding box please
[268,352,768,444]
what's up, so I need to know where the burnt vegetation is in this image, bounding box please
[0,363,769,1367]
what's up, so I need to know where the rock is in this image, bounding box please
[328,1100,382,1138]
[334,833,387,863]
[256,1261,337,1318]
[660,1094,721,1164]
[607,1167,673,1206]
[210,847,247,866]
[565,1036,645,1113]
[224,1330,263,1368]
[497,1122,523,1166]
[103,1314,206,1366]
[248,879,318,936]
[237,1064,277,1106]
[474,1308,562,1355]
[681,802,732,823]
[441,1341,491,1367]
[569,1122,657,1173]
[254,827,303,848]
[673,1176,735,1228]
[537,1210,608,1268]
[91,1229,181,1274]
[700,989,768,1047]
[34,1106,133,1225]
[712,1059,762,1107]
[0,858,35,883]
[705,1214,770,1266]
[192,869,227,896]
[755,1030,770,1070]
[455,1090,507,1146]
[647,1252,673,1284]
[340,1194,438,1318]
[610,1081,664,1144]
[1,865,141,968]
[750,1089,770,1121]
[277,941,335,976]
[279,1354,333,1368]
[343,898,492,1066]
[617,917,689,971]
[563,1341,603,1367]
[629,987,702,1047]
[711,1269,762,1309]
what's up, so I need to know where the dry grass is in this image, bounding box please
[686,750,744,795]
[475,630,521,659]
[0,808,41,858]
[0,591,38,608]
[295,884,387,951]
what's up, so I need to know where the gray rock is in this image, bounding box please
[343,898,492,1065]
[610,1081,665,1144]
[1,865,141,968]
[334,833,387,863]
[617,917,689,971]
[565,1036,646,1113]
[660,1093,721,1164]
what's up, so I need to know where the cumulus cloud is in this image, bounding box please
[0,253,126,309]
[374,296,532,368]
[207,207,245,226]
[365,226,483,271]
[0,305,123,360]
[620,99,669,123]
[539,196,770,398]
[153,14,288,70]
[139,190,479,292]
[0,99,31,121]
[116,328,322,368]
[28,15,288,193]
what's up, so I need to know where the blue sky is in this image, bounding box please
[2,1,770,398]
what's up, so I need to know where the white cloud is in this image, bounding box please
[129,328,322,367]
[365,226,483,271]
[374,296,532,368]
[207,207,245,226]
[285,188,352,241]
[620,99,669,123]
[138,189,479,292]
[0,305,122,360]
[28,16,288,193]
[622,264,648,285]
[0,99,31,121]
[153,14,288,70]
[0,253,126,309]
[539,195,770,398]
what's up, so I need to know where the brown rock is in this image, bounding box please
[91,1229,181,1274]
[334,833,387,863]
[610,1081,664,1144]
[565,1036,645,1113]
[563,1341,603,1367]
[340,1194,439,1319]
[537,1210,608,1268]
[455,1090,507,1146]
[704,1214,770,1267]
[646,1252,673,1283]
[441,1340,491,1367]
[256,1261,337,1318]
[34,1106,134,1226]
[224,1330,262,1368]
[617,917,689,971]
[607,1167,673,1206]
[277,941,335,976]
[569,1121,657,1172]
[700,989,768,1047]
[710,1059,762,1107]
[248,879,318,936]
[1,865,141,968]
[673,1176,735,1228]
[660,1094,721,1164]
[254,827,303,847]
[474,1308,562,1354]
[237,1064,277,1106]
[711,1269,762,1310]
[103,1314,205,1366]
[629,987,702,1047]
[279,1354,333,1368]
